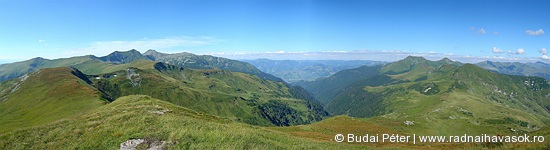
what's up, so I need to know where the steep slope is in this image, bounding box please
[88,61,328,126]
[243,59,384,83]
[144,50,283,82]
[476,61,550,80]
[297,56,461,105]
[0,56,97,82]
[0,95,355,149]
[296,65,382,105]
[0,67,105,133]
[302,56,550,135]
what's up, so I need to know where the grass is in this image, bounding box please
[0,95,366,149]
[1,95,547,149]
[302,56,550,149]
[0,68,105,133]
[0,56,96,82]
[90,62,328,126]
[72,59,155,75]
[272,115,550,149]
[2,55,550,149]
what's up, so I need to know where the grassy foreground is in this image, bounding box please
[0,95,365,149]
[1,95,549,149]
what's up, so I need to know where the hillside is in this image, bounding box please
[1,95,547,149]
[0,67,105,133]
[87,61,328,126]
[0,60,327,134]
[243,59,384,83]
[0,95,356,149]
[0,56,97,82]
[301,56,550,135]
[295,65,382,105]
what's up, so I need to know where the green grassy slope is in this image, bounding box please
[0,95,360,149]
[2,95,545,149]
[272,115,549,149]
[71,59,155,75]
[0,56,96,82]
[303,56,550,136]
[91,62,328,126]
[1,57,327,129]
[296,65,382,105]
[0,67,105,133]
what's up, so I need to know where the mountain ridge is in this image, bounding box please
[300,56,550,135]
[0,67,105,133]
[0,60,328,129]
[0,49,283,83]
[476,60,550,80]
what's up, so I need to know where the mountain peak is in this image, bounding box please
[144,49,162,55]
[129,49,139,53]
[436,57,463,66]
[456,63,488,74]
[143,49,169,60]
[30,57,47,61]
[398,56,429,64]
[439,57,452,62]
[99,49,148,64]
[106,49,141,55]
[404,56,427,61]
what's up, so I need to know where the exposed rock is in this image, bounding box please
[120,139,144,150]
[120,138,166,150]
[148,109,171,115]
[449,115,456,119]
[8,73,30,93]
[18,73,29,82]
[404,120,414,126]
[126,68,142,87]
[423,87,431,93]
[147,141,166,150]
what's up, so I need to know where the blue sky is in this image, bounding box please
[0,0,548,63]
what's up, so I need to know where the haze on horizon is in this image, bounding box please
[0,0,548,64]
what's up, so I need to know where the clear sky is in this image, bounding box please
[0,0,548,63]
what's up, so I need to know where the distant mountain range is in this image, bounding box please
[241,58,550,83]
[476,61,550,80]
[242,59,384,83]
[298,56,550,135]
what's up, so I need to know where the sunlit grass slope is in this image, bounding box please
[0,95,362,149]
[0,67,105,133]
